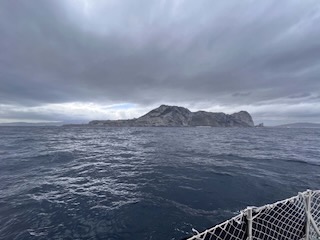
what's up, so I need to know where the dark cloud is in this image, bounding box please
[0,0,320,124]
[288,93,311,99]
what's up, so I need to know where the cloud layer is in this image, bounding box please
[1,0,320,125]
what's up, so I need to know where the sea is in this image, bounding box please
[0,126,319,240]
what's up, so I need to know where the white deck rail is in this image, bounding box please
[187,190,320,240]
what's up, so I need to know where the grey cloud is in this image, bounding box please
[0,0,320,124]
[232,92,251,97]
[288,93,311,99]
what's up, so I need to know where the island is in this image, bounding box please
[87,105,254,127]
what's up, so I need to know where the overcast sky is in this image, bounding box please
[1,0,320,125]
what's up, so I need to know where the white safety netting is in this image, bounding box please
[309,191,320,239]
[187,190,320,240]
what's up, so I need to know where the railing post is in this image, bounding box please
[246,207,253,240]
[305,190,312,240]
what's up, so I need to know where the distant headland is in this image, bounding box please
[274,122,320,128]
[66,105,255,127]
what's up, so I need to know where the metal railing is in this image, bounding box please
[187,190,320,240]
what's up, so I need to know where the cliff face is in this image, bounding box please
[231,111,254,127]
[88,105,254,127]
[136,105,191,126]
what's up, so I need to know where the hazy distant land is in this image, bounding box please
[274,122,320,128]
[0,122,62,127]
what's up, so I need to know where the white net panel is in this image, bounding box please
[250,195,305,240]
[309,191,320,240]
[187,190,320,240]
[187,214,247,240]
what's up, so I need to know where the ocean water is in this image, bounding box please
[0,126,319,240]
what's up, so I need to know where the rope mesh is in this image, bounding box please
[189,215,247,240]
[310,191,320,239]
[251,196,305,240]
[187,190,320,240]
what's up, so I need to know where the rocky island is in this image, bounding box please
[88,105,254,127]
